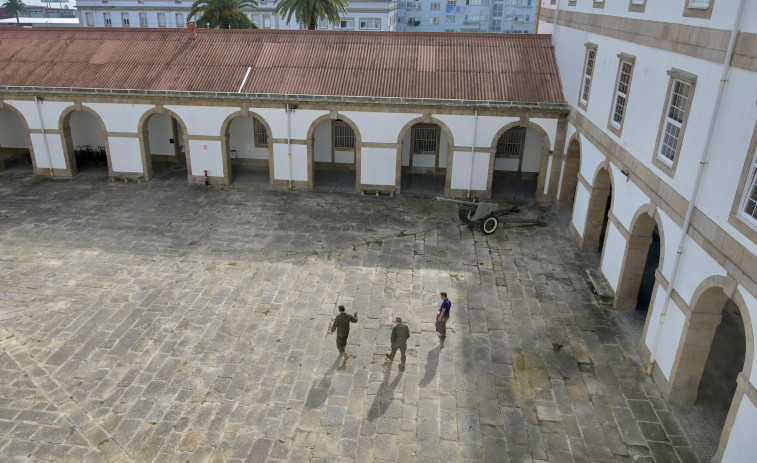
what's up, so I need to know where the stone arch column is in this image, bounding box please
[306,113,363,192]
[580,162,614,252]
[0,102,38,173]
[558,134,581,211]
[58,104,112,177]
[395,116,455,197]
[137,107,192,183]
[219,108,275,186]
[613,205,666,310]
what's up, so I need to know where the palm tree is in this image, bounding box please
[273,0,348,30]
[188,0,259,29]
[2,0,28,24]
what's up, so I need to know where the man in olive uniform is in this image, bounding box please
[329,305,358,362]
[385,317,410,368]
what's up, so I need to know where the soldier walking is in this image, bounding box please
[385,317,410,368]
[329,305,358,362]
[437,292,451,342]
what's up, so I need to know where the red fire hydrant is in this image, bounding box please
[204,169,209,186]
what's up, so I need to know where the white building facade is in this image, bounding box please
[0,29,569,202]
[75,0,399,31]
[395,0,536,33]
[539,0,757,461]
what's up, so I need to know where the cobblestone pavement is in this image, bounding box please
[0,173,701,462]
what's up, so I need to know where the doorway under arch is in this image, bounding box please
[582,167,612,252]
[667,286,750,461]
[399,122,450,197]
[140,112,189,183]
[310,117,358,193]
[0,106,33,174]
[60,108,110,178]
[223,114,272,186]
[558,136,581,211]
[490,124,547,203]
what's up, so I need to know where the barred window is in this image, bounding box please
[412,126,439,153]
[334,122,355,149]
[254,119,268,147]
[496,128,525,158]
[659,80,691,163]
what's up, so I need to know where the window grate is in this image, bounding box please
[334,122,355,149]
[413,127,438,153]
[254,120,268,146]
[496,128,524,157]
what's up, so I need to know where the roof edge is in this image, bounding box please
[0,86,570,112]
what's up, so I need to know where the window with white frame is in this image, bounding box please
[333,122,355,149]
[318,18,328,29]
[610,59,634,129]
[579,45,597,106]
[121,12,130,26]
[658,79,692,164]
[176,13,184,27]
[740,152,757,224]
[412,126,439,154]
[492,4,503,15]
[490,19,502,29]
[263,14,272,28]
[85,12,94,26]
[139,12,147,27]
[496,128,525,158]
[254,119,268,147]
[360,18,380,29]
[431,2,440,10]
[688,0,709,7]
[104,12,112,26]
[429,16,440,25]
[339,18,354,29]
[158,13,166,27]
[445,14,455,22]
[447,0,455,5]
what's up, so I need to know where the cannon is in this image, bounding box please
[435,197,520,234]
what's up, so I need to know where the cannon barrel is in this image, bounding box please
[434,197,481,207]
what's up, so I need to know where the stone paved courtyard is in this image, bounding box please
[0,172,702,462]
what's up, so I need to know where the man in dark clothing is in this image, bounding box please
[329,305,358,361]
[437,292,451,342]
[385,317,411,368]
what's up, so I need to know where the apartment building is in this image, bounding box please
[75,0,398,31]
[396,0,536,33]
[539,0,757,461]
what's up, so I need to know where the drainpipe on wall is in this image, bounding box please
[34,96,53,177]
[647,0,746,376]
[285,103,294,189]
[552,0,561,47]
[467,109,479,198]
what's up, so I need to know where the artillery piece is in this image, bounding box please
[435,197,544,234]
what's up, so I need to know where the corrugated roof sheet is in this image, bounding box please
[0,27,566,104]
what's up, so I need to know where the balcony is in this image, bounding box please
[407,20,420,26]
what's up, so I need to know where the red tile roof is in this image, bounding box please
[0,27,566,104]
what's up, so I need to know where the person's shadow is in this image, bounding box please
[367,364,404,421]
[305,356,341,409]
[418,345,441,388]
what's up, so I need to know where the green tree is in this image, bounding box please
[188,0,259,29]
[273,0,348,30]
[2,0,28,24]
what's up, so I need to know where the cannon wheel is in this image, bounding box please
[458,209,474,223]
[480,214,499,235]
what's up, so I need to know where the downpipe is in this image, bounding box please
[647,0,746,376]
[35,96,54,177]
[467,109,479,198]
[286,103,294,189]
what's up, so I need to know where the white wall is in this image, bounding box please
[69,111,105,148]
[229,116,267,160]
[600,222,624,290]
[188,140,223,177]
[164,105,236,137]
[147,114,176,156]
[522,127,542,173]
[108,137,143,173]
[737,285,757,386]
[571,182,590,236]
[341,112,418,143]
[85,103,153,133]
[450,151,490,191]
[313,121,331,162]
[654,299,687,380]
[0,108,28,148]
[361,147,395,186]
[722,397,757,463]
